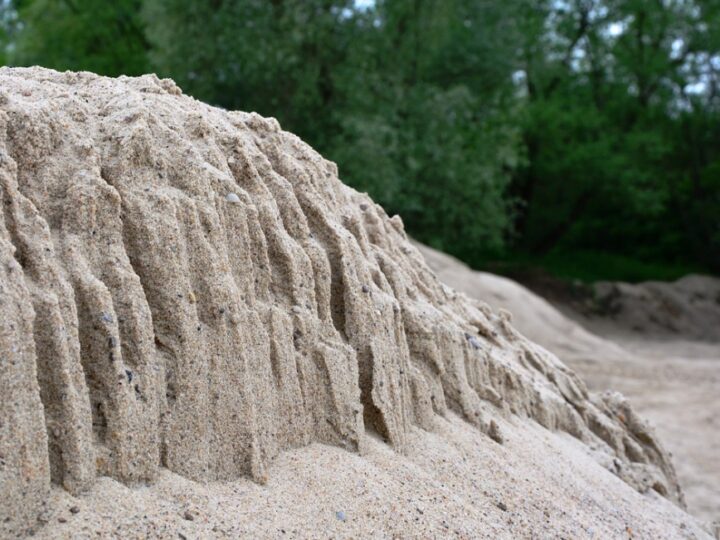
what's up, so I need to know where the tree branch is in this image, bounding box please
[544,2,590,96]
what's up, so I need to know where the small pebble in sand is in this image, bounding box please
[464,332,482,350]
[361,285,370,293]
[335,510,346,522]
[488,420,503,444]
[100,312,113,324]
[183,510,195,521]
[226,192,240,203]
[69,506,80,514]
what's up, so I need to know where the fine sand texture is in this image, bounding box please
[419,243,720,531]
[0,67,710,538]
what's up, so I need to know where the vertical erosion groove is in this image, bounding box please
[0,137,51,537]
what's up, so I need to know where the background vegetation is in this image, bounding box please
[1,0,718,281]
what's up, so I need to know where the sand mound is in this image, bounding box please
[587,276,720,341]
[0,68,692,537]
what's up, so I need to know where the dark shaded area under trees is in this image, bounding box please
[2,0,719,281]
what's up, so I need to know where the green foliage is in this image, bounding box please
[144,0,524,262]
[512,0,720,274]
[144,0,354,152]
[1,0,718,279]
[7,0,149,75]
[327,0,522,261]
[490,250,705,284]
[0,1,18,65]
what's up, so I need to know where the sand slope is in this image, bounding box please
[35,414,708,539]
[588,276,720,341]
[0,67,707,538]
[419,243,720,531]
[416,243,629,363]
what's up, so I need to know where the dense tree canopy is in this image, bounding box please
[1,0,718,279]
[514,0,720,274]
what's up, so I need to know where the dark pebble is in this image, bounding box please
[464,332,482,350]
[69,506,80,514]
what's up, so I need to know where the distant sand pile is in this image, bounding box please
[415,243,630,363]
[0,68,692,537]
[588,276,720,341]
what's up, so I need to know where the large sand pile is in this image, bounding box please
[0,68,709,538]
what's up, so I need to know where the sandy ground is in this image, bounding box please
[418,243,720,530]
[36,413,709,539]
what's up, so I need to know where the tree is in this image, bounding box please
[2,0,717,276]
[328,0,523,260]
[6,0,149,75]
[511,0,720,272]
[145,0,524,261]
[144,0,355,152]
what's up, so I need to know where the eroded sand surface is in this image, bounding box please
[0,67,712,539]
[575,336,720,526]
